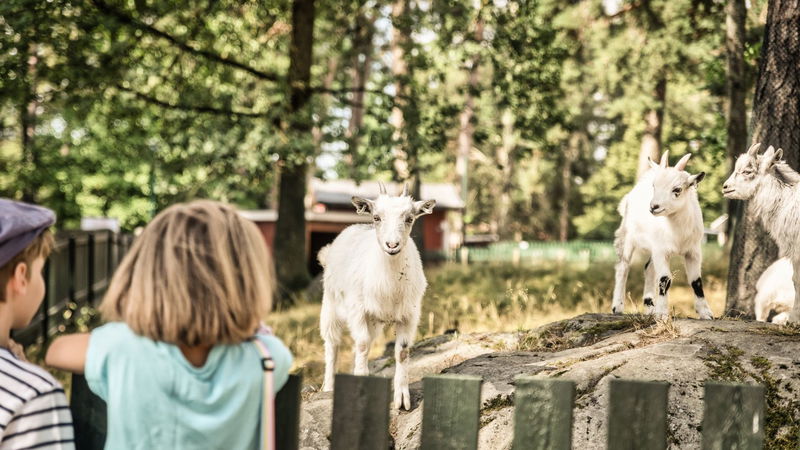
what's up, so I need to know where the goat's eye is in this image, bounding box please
[405,216,414,224]
[373,215,381,222]
[672,188,681,197]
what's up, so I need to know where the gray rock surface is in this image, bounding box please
[299,314,800,449]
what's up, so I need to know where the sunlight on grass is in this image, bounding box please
[269,249,729,387]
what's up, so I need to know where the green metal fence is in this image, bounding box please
[455,241,617,264]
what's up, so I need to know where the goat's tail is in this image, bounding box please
[317,244,331,268]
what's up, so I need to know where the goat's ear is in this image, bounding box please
[413,199,436,217]
[674,154,692,171]
[648,157,659,170]
[659,151,669,168]
[687,172,705,187]
[759,146,782,173]
[351,196,374,215]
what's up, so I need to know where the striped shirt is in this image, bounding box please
[0,348,74,450]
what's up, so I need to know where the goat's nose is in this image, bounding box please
[722,183,729,190]
[386,241,399,249]
[650,204,660,212]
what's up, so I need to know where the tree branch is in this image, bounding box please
[116,85,278,121]
[91,0,282,82]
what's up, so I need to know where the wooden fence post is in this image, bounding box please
[702,382,765,450]
[513,377,575,450]
[607,379,669,450]
[330,374,391,450]
[276,373,303,450]
[421,374,482,450]
[70,374,107,450]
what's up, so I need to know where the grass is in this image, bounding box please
[275,252,729,387]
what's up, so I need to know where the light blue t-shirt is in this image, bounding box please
[85,322,292,450]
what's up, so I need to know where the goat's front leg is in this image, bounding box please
[352,317,382,376]
[685,250,713,320]
[393,319,417,410]
[612,259,630,314]
[652,255,671,319]
[790,259,800,323]
[642,257,656,314]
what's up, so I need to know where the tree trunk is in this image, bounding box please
[496,109,515,239]
[725,0,800,318]
[724,0,747,237]
[20,44,38,203]
[273,0,315,303]
[636,77,666,179]
[455,17,483,244]
[345,13,374,178]
[389,0,425,252]
[559,132,583,242]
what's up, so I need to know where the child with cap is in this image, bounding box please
[0,199,75,449]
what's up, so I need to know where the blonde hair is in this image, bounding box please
[100,200,274,346]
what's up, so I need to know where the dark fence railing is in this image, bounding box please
[12,230,134,346]
[69,373,765,450]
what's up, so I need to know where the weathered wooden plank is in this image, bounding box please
[330,374,391,450]
[513,377,575,450]
[70,373,107,450]
[276,373,303,450]
[421,374,482,450]
[607,378,669,450]
[702,382,765,450]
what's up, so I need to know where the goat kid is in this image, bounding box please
[612,152,712,319]
[318,183,435,410]
[724,143,800,323]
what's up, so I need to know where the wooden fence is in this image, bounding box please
[12,230,134,346]
[69,373,765,450]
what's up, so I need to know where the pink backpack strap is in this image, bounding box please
[253,336,276,450]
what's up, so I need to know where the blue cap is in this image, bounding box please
[0,199,56,267]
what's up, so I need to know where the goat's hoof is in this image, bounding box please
[321,382,334,392]
[611,306,623,315]
[394,386,411,410]
[698,311,713,320]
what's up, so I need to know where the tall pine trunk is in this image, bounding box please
[725,0,800,317]
[345,12,374,178]
[274,0,315,303]
[389,0,425,251]
[724,0,747,236]
[636,77,666,179]
[20,44,38,203]
[559,132,583,242]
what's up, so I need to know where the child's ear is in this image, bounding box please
[8,262,29,295]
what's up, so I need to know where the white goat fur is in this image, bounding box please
[754,257,794,325]
[724,143,800,323]
[318,185,434,410]
[612,152,713,319]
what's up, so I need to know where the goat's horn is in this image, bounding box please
[659,151,669,168]
[747,142,761,156]
[378,181,387,195]
[401,182,409,197]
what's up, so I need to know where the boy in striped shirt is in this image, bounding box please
[0,199,74,449]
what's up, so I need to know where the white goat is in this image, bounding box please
[724,143,800,323]
[754,257,794,325]
[611,152,713,319]
[318,182,435,410]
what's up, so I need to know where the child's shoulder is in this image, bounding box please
[0,348,63,399]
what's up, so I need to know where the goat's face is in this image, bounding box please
[352,193,436,255]
[650,168,705,216]
[723,143,782,200]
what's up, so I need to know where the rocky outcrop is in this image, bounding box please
[299,314,800,449]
